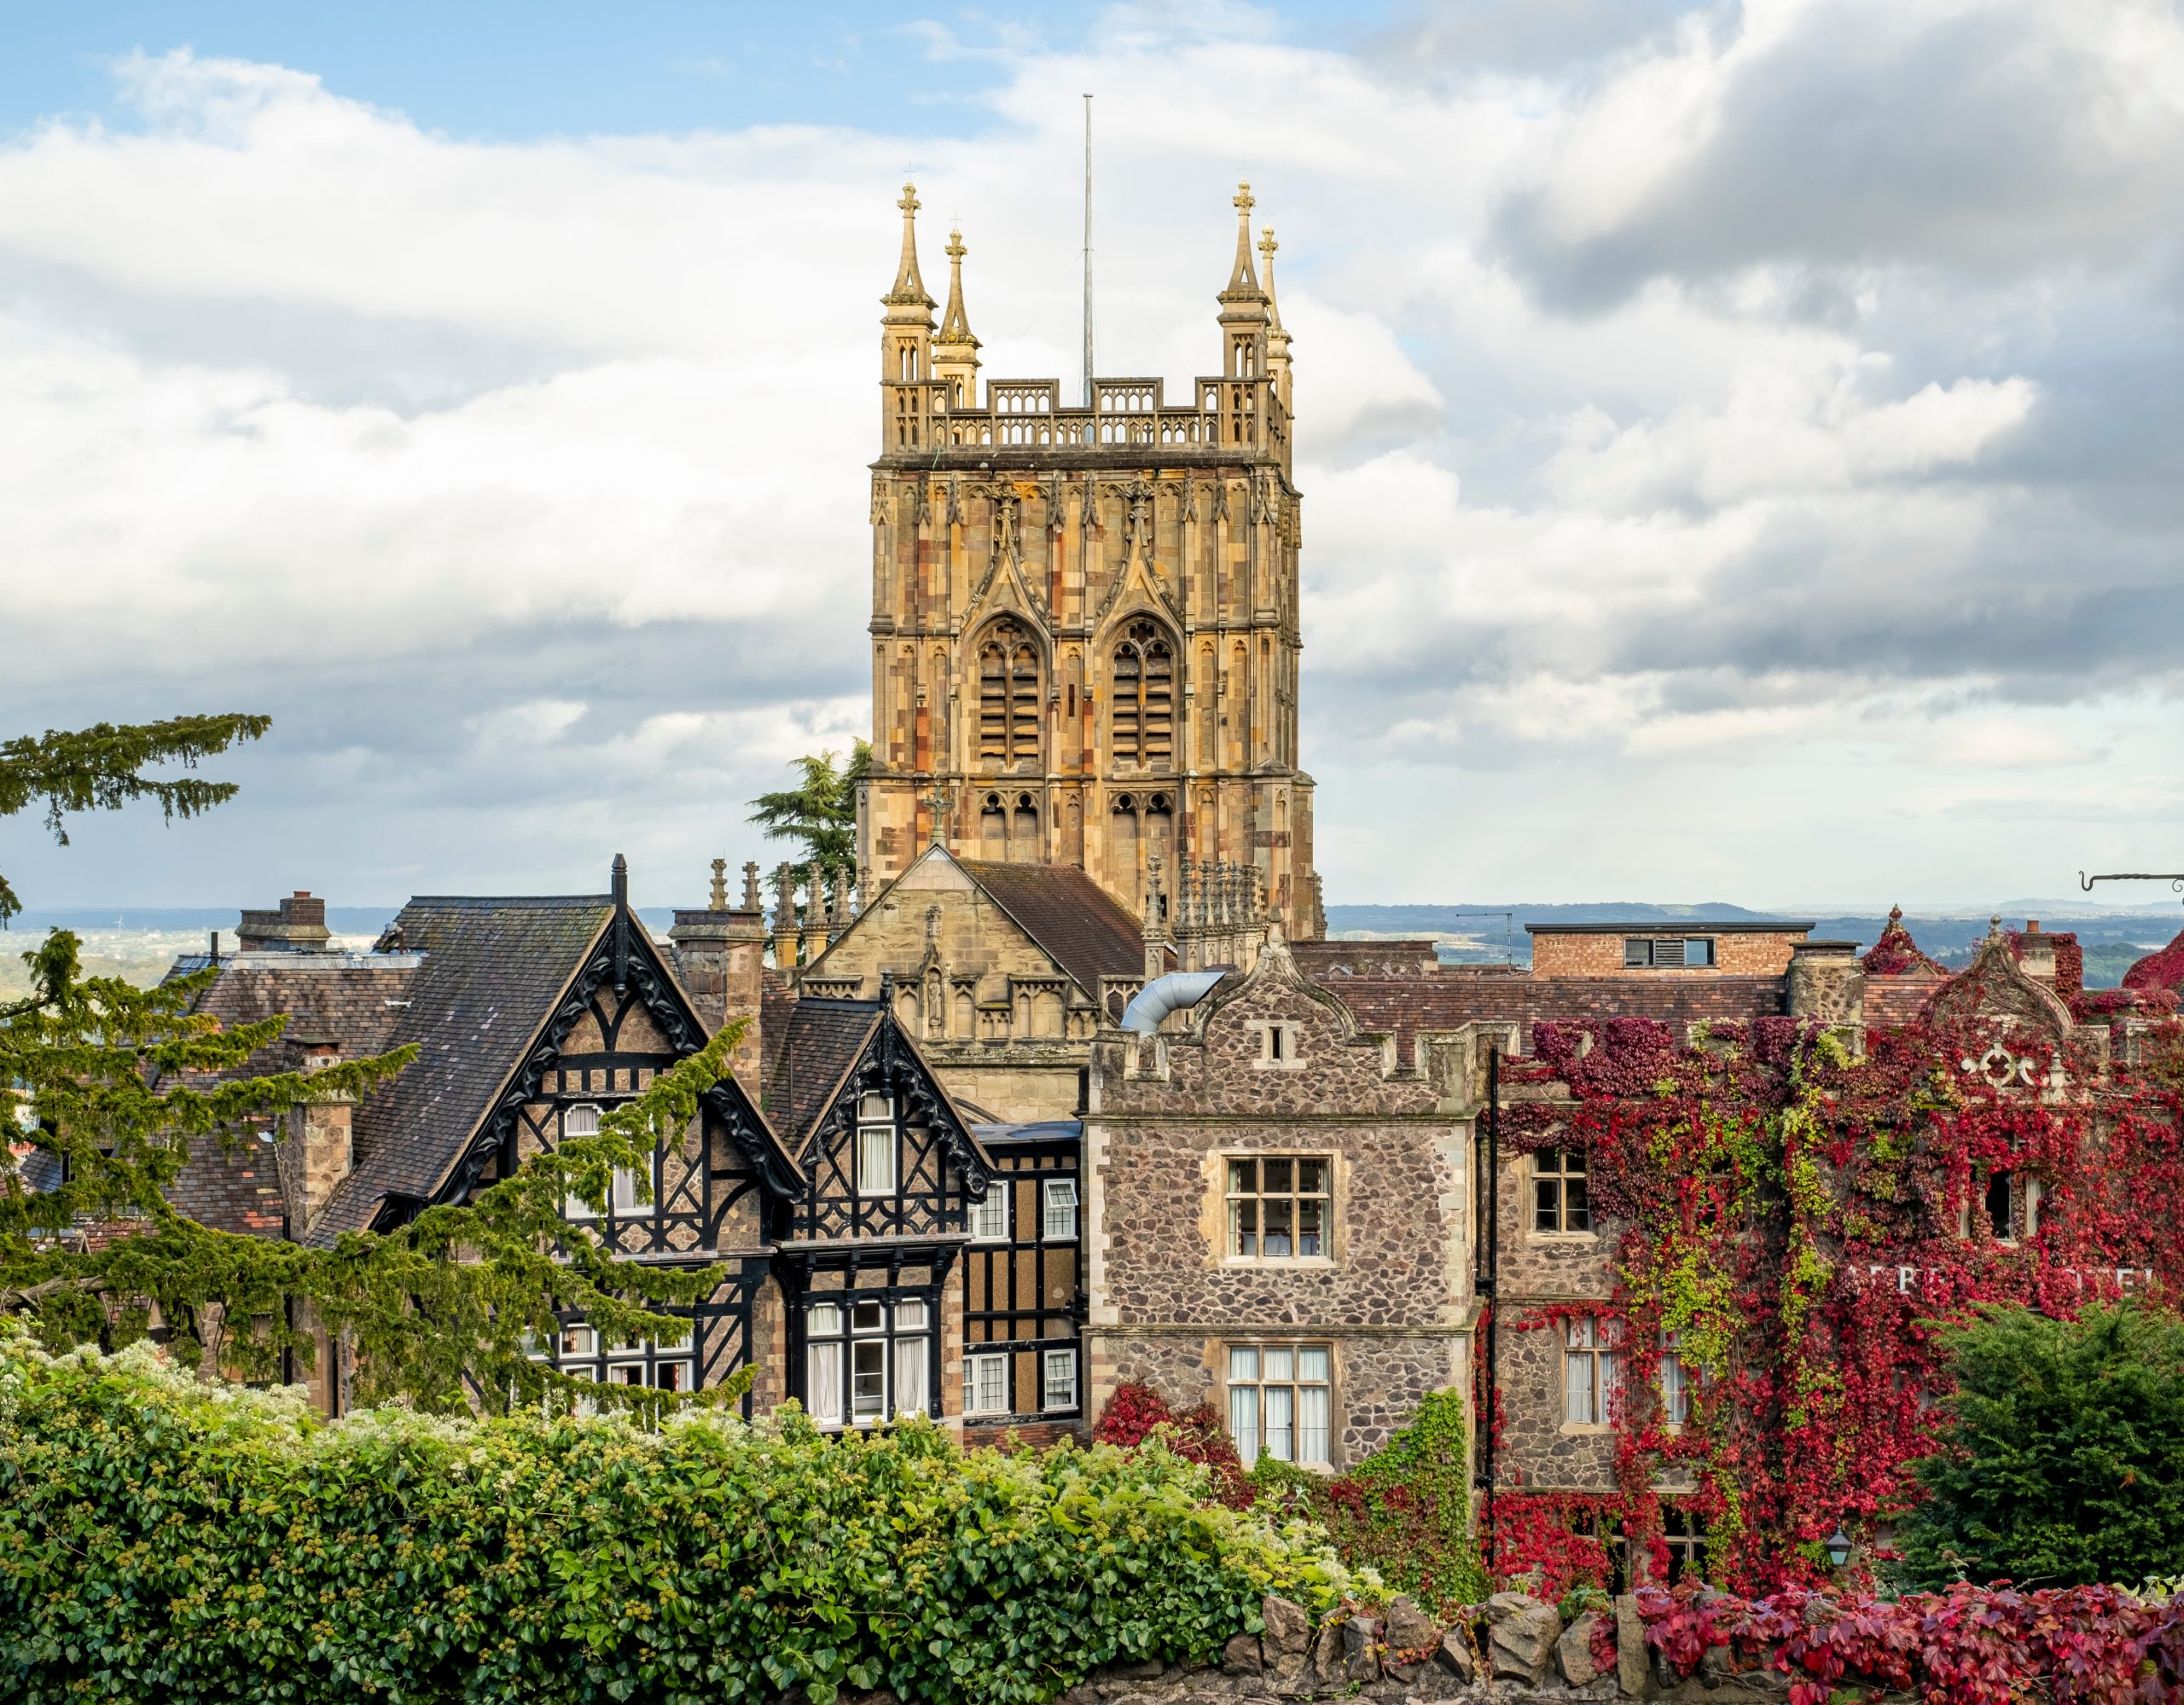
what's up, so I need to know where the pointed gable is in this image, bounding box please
[1922,926,2077,1042]
[1862,905,1945,977]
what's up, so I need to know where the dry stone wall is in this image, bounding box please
[1028,1593,1849,1705]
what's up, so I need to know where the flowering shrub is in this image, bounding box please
[0,1331,1350,1705]
[1637,1580,2184,1705]
[1092,1383,1483,1606]
[1092,1379,1251,1506]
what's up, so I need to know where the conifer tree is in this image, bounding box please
[747,739,870,882]
[2,715,742,1411]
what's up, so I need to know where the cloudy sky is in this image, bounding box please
[4,0,2181,914]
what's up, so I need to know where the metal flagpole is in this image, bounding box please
[1083,93,1095,408]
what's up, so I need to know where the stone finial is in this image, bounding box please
[709,857,729,911]
[937,227,979,350]
[1258,227,1284,330]
[830,866,851,927]
[742,861,762,912]
[1223,181,1262,296]
[886,183,932,306]
[857,863,872,912]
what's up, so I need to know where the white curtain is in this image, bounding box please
[808,1341,843,1427]
[1264,1385,1294,1463]
[1228,1346,1259,1465]
[894,1336,928,1418]
[1298,1348,1331,1464]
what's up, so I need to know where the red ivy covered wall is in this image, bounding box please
[1484,929,2184,1596]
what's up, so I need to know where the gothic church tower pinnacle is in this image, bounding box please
[858,182,1321,939]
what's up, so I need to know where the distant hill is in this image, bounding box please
[1322,903,2181,989]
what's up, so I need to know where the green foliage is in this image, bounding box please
[747,740,871,884]
[0,1330,1350,1705]
[1897,1302,2184,1588]
[1248,1388,1486,1610]
[1,922,751,1410]
[0,711,270,924]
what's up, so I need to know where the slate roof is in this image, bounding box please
[763,998,884,1147]
[304,895,616,1244]
[956,860,1145,995]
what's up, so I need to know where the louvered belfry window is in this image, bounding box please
[1110,620,1174,766]
[977,621,1042,766]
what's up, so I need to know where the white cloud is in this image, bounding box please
[1,9,2180,912]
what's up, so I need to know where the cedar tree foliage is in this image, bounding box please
[747,739,870,884]
[1,714,745,1412]
[1899,1302,2184,1587]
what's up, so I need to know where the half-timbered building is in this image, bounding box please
[169,862,1089,1432]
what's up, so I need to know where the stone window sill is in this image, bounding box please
[1526,1232,1600,1244]
[1560,1423,1616,1435]
[1221,1255,1336,1270]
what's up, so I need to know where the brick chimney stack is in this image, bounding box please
[236,891,335,954]
[668,857,769,1087]
[280,1035,353,1231]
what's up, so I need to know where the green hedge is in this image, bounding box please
[0,1331,1350,1705]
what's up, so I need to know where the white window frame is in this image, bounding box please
[1226,1343,1332,1468]
[561,1104,603,1219]
[964,1351,1010,1416]
[806,1296,927,1429]
[1041,1348,1078,1412]
[968,1181,1009,1242]
[1563,1316,1623,1430]
[856,1092,897,1195]
[1042,1176,1078,1240]
[1658,1329,1688,1428]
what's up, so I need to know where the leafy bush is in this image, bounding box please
[0,1330,1351,1705]
[1898,1302,2184,1589]
[1095,1382,1484,1610]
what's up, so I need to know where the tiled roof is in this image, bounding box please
[1327,971,1789,1060]
[956,860,1144,995]
[165,956,417,1234]
[305,896,616,1244]
[763,998,882,1147]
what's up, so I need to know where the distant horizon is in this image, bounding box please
[12,896,2181,930]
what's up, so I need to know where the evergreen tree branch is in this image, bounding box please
[0,712,271,924]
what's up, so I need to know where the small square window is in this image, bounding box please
[1532,1148,1591,1235]
[1226,1155,1330,1259]
[1043,1177,1078,1240]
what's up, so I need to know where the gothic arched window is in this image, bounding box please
[1109,619,1174,768]
[977,620,1043,767]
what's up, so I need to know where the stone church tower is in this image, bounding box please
[858,183,1321,937]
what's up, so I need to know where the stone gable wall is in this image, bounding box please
[1088,950,1473,1464]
